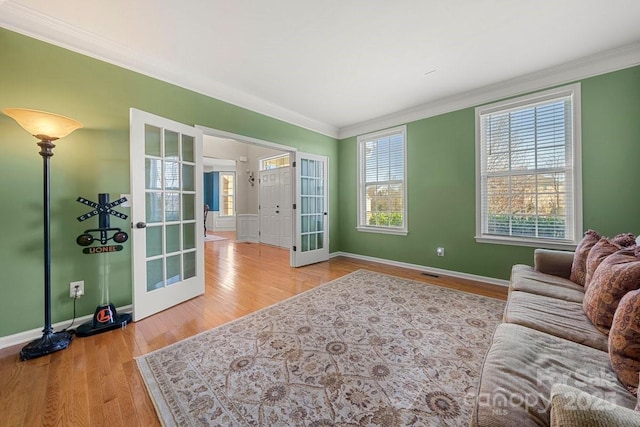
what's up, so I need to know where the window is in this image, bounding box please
[357,125,407,235]
[476,84,582,247]
[260,154,290,170]
[219,172,235,217]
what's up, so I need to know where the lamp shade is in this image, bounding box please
[3,108,82,140]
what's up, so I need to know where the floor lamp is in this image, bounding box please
[3,108,83,361]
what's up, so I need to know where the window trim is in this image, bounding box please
[356,125,408,236]
[475,83,582,249]
[218,171,235,217]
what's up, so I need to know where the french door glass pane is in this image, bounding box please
[165,130,179,160]
[146,226,163,257]
[145,159,162,190]
[166,255,181,286]
[182,164,195,191]
[166,224,180,253]
[164,161,180,190]
[183,223,196,249]
[183,194,195,220]
[145,125,161,156]
[166,193,180,221]
[146,193,163,223]
[184,252,196,279]
[146,258,163,291]
[182,135,194,162]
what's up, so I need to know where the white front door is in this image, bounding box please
[292,152,329,267]
[130,109,204,321]
[259,167,292,248]
[259,169,279,246]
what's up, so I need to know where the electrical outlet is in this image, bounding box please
[436,247,445,257]
[70,280,84,298]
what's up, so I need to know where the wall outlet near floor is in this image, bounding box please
[436,247,445,257]
[70,281,85,298]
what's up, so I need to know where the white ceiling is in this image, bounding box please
[2,0,640,138]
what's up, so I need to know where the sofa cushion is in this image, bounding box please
[504,291,608,351]
[609,289,640,393]
[584,248,640,334]
[471,324,636,427]
[550,384,640,427]
[570,229,601,286]
[510,264,584,303]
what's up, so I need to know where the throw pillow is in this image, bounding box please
[609,288,640,394]
[612,233,637,248]
[584,238,623,291]
[584,248,640,334]
[570,230,601,286]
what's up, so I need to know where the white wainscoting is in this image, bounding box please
[206,211,236,231]
[237,214,259,243]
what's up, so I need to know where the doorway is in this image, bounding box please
[197,125,329,267]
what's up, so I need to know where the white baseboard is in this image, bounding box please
[330,251,509,287]
[0,304,132,350]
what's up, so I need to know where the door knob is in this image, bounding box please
[135,221,147,229]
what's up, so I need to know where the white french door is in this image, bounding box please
[130,109,205,321]
[292,152,329,267]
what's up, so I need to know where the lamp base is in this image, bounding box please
[20,330,73,361]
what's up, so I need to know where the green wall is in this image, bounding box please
[2,26,639,339]
[0,28,338,337]
[338,66,640,280]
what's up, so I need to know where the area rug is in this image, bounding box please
[205,234,227,242]
[136,269,505,426]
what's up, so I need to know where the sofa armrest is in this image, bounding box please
[534,249,575,279]
[550,384,640,427]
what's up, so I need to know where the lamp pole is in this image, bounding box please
[39,138,55,336]
[19,137,73,361]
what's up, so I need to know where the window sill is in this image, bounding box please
[475,235,577,250]
[357,226,408,236]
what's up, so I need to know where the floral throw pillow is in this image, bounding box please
[584,248,640,334]
[609,287,640,394]
[570,230,601,286]
[584,238,623,291]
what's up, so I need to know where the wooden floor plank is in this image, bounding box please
[0,231,507,425]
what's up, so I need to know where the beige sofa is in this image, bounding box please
[470,249,640,427]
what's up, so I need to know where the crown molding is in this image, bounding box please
[338,42,640,139]
[0,1,339,139]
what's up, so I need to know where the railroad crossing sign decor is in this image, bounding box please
[76,193,129,249]
[74,192,132,337]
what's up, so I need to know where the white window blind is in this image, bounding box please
[476,84,581,247]
[357,125,407,235]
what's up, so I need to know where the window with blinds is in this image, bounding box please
[476,84,582,247]
[219,172,235,217]
[357,125,407,235]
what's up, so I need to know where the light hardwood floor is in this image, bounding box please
[0,232,507,426]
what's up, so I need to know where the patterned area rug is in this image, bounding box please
[136,270,505,426]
